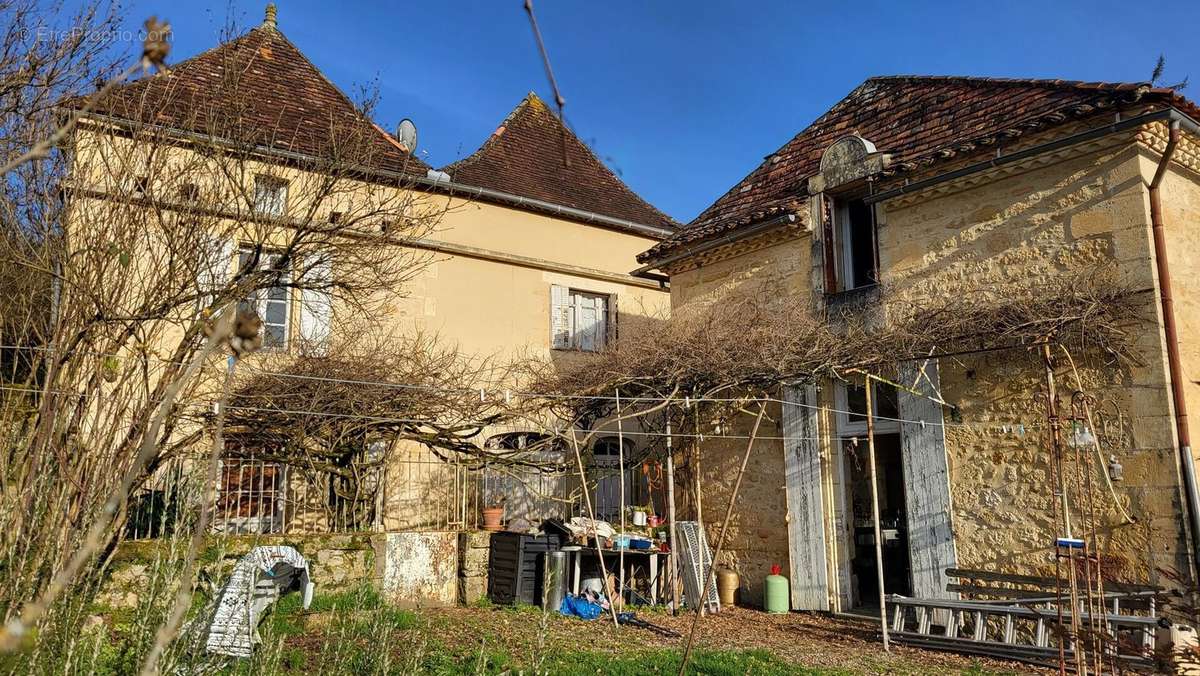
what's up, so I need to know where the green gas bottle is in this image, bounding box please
[764,564,789,613]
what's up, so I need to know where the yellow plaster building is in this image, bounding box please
[66,10,674,535]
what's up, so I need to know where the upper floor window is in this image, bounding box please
[830,196,878,292]
[238,248,290,349]
[254,176,289,217]
[550,285,614,352]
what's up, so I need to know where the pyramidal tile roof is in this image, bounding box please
[640,75,1198,263]
[80,14,429,176]
[443,93,678,231]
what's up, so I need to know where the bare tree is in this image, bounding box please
[0,7,453,664]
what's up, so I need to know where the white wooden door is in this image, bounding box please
[897,362,957,599]
[782,384,830,610]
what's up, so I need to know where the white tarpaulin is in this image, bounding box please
[205,545,314,657]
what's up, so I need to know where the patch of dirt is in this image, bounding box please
[420,606,1044,674]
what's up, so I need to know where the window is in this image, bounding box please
[215,457,285,534]
[179,182,200,202]
[254,176,289,216]
[551,286,613,352]
[830,197,878,292]
[238,248,290,349]
[590,437,639,521]
[835,381,899,436]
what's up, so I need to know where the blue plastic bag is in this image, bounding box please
[559,594,602,620]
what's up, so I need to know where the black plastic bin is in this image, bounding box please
[486,531,564,606]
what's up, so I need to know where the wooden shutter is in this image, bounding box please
[898,362,957,599]
[593,294,607,351]
[782,383,829,610]
[607,293,619,347]
[197,235,233,313]
[576,293,600,352]
[550,285,570,349]
[820,196,838,294]
[299,253,333,355]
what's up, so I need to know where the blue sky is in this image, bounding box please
[109,1,1197,223]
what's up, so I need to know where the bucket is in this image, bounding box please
[716,567,739,606]
[542,551,568,611]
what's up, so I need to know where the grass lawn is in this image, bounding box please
[78,587,1036,675]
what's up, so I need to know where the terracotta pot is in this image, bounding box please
[482,506,504,531]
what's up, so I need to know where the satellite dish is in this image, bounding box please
[396,118,418,152]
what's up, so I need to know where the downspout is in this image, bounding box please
[1148,120,1200,571]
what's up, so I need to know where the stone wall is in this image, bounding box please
[660,138,1197,608]
[97,533,376,609]
[459,530,491,605]
[99,531,495,610]
[880,144,1189,582]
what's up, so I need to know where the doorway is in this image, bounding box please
[835,381,912,608]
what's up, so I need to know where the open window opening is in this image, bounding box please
[551,285,617,353]
[835,381,911,607]
[590,436,647,522]
[827,196,879,293]
[238,248,290,349]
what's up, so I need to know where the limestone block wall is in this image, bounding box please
[1161,158,1200,472]
[97,534,376,609]
[459,530,491,605]
[672,400,791,608]
[98,531,499,611]
[660,138,1197,603]
[879,144,1190,583]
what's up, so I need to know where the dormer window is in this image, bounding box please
[831,196,878,292]
[811,135,887,297]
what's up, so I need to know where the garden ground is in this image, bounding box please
[145,588,1039,675]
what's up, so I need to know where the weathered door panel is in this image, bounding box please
[897,362,957,599]
[782,384,830,610]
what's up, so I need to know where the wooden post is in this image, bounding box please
[616,388,626,610]
[692,402,705,616]
[665,417,680,614]
[865,376,890,651]
[567,427,620,627]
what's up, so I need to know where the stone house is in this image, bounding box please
[634,76,1200,609]
[65,7,675,537]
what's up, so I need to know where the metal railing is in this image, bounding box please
[125,449,591,539]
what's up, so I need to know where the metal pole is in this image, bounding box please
[865,376,890,651]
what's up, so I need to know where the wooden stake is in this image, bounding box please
[865,376,890,651]
[567,427,620,627]
[665,417,680,614]
[616,388,626,611]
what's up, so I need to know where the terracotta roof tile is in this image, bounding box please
[443,93,678,231]
[79,23,429,176]
[640,75,1198,263]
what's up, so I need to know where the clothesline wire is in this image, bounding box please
[0,381,1047,441]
